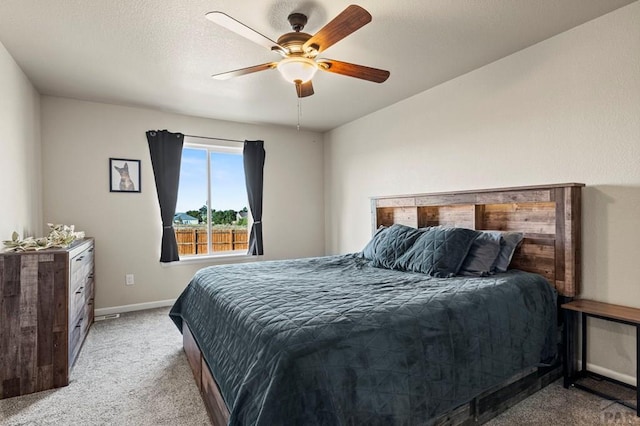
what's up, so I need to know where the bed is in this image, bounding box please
[170,183,583,425]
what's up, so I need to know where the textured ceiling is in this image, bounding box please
[0,0,635,132]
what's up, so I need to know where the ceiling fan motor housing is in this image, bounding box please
[277,32,314,56]
[287,13,307,31]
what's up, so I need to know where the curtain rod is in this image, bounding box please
[183,134,244,143]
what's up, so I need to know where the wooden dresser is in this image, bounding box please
[0,238,95,399]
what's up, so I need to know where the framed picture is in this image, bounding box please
[109,158,141,193]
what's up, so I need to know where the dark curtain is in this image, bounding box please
[243,140,265,255]
[146,130,184,262]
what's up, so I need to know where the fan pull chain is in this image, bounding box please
[297,97,302,131]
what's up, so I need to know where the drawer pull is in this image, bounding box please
[75,319,83,328]
[75,286,84,294]
[75,256,84,262]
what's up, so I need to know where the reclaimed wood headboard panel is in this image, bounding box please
[370,183,584,297]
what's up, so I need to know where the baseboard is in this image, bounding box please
[580,362,637,387]
[95,299,175,317]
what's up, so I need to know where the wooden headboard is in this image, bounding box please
[370,183,584,297]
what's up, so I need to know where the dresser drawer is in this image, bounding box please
[69,242,94,324]
[69,282,87,324]
[70,247,93,284]
[67,240,95,368]
[83,296,94,334]
[69,306,93,366]
[69,315,84,365]
[85,277,95,326]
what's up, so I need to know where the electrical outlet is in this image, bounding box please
[125,274,135,286]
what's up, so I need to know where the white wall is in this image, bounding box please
[41,97,324,310]
[324,3,640,383]
[0,41,42,239]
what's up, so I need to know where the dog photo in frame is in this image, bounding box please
[110,158,141,193]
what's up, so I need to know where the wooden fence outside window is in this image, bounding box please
[174,228,248,255]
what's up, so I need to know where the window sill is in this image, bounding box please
[161,252,260,267]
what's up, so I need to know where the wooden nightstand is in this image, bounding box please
[561,299,639,417]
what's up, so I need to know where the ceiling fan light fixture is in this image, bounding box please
[277,57,318,84]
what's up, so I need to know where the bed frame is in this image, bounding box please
[182,182,584,425]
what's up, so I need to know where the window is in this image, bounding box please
[174,140,249,257]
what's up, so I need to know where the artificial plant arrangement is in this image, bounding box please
[2,223,85,252]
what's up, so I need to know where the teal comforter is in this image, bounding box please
[170,254,557,425]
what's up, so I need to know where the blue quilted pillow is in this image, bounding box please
[361,224,423,269]
[361,226,388,259]
[394,227,479,277]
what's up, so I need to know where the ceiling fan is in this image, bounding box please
[205,5,390,98]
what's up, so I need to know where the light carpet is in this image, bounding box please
[0,308,209,425]
[1,307,637,425]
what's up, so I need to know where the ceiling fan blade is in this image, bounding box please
[295,80,314,98]
[303,5,372,54]
[212,62,278,80]
[206,11,288,55]
[318,59,389,83]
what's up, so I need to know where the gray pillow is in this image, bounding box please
[361,225,387,259]
[459,232,502,276]
[362,224,423,269]
[394,227,479,277]
[484,231,524,272]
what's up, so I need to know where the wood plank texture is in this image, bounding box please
[376,197,416,208]
[482,202,555,234]
[373,183,583,199]
[566,186,582,297]
[183,322,230,426]
[0,239,94,399]
[473,205,486,229]
[202,357,231,426]
[510,240,555,281]
[18,268,37,393]
[370,183,583,296]
[2,256,22,398]
[183,322,202,389]
[36,256,55,387]
[418,205,474,228]
[561,300,640,325]
[377,207,418,228]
